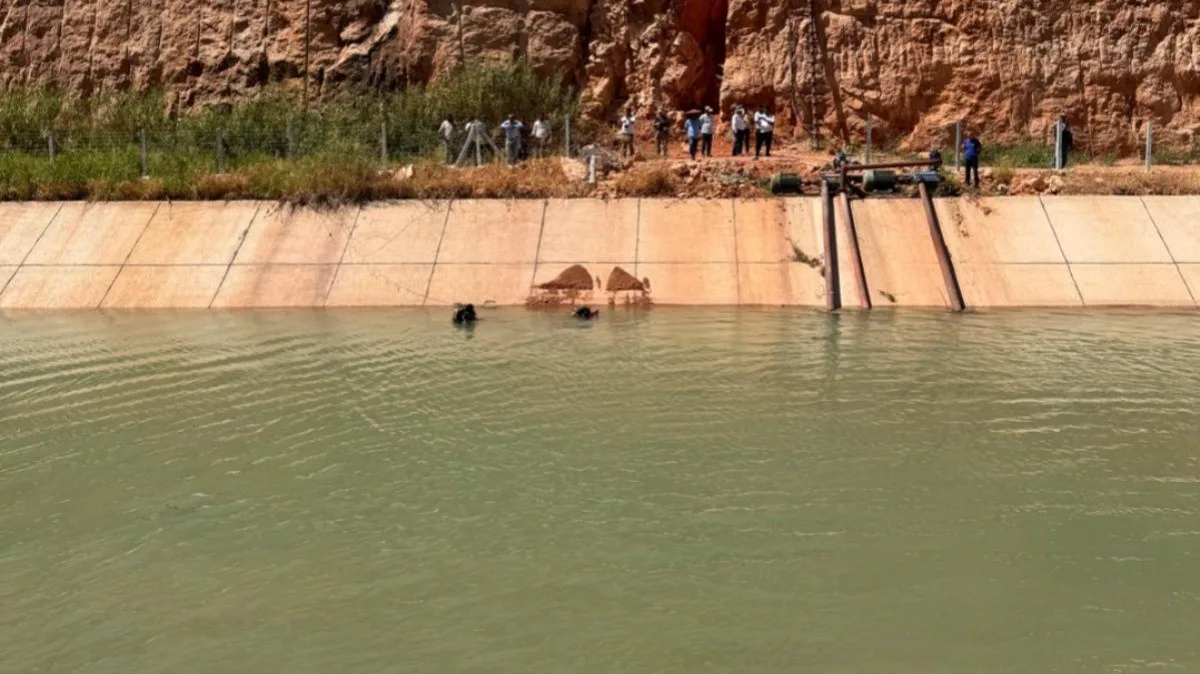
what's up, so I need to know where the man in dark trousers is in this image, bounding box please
[963,133,982,187]
[654,108,670,156]
[754,106,775,159]
[1053,113,1074,168]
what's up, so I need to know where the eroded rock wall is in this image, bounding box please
[2,0,1198,151]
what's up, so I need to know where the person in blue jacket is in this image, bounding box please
[963,133,983,187]
[685,111,703,160]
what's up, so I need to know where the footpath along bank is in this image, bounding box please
[1,196,1198,310]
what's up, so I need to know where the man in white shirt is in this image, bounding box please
[500,114,524,165]
[438,115,455,164]
[754,106,775,159]
[532,116,551,158]
[619,108,637,157]
[699,106,715,157]
[731,107,748,156]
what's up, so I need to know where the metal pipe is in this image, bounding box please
[837,193,871,310]
[918,181,965,312]
[565,116,572,158]
[821,180,841,311]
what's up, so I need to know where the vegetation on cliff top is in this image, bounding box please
[0,61,587,203]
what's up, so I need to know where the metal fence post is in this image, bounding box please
[139,129,149,178]
[953,121,961,171]
[865,114,872,163]
[216,130,225,173]
[380,121,389,164]
[1055,123,1063,170]
[46,131,56,162]
[1145,121,1153,173]
[565,116,572,158]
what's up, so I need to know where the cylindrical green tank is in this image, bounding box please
[769,173,802,195]
[863,170,897,192]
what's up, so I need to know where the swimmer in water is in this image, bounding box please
[453,304,477,325]
[573,306,599,320]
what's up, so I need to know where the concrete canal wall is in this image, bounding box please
[0,197,1197,310]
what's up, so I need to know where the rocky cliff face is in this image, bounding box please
[2,0,1198,152]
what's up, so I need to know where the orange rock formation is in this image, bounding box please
[1,1,1194,152]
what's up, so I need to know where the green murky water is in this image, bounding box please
[2,309,1198,673]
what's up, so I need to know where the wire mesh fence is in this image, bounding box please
[0,114,586,178]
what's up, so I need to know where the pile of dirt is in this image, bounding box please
[538,265,595,291]
[606,266,646,292]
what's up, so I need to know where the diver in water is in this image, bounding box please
[573,306,599,320]
[453,304,477,325]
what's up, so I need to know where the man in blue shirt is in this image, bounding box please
[685,112,702,160]
[963,133,982,187]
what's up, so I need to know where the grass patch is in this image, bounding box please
[0,61,586,202]
[980,141,1055,168]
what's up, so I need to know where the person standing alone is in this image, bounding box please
[438,115,455,164]
[731,107,749,156]
[699,107,715,157]
[654,108,670,156]
[500,114,524,166]
[619,108,637,158]
[754,106,775,159]
[963,133,983,188]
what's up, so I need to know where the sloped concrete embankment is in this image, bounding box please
[0,197,1197,310]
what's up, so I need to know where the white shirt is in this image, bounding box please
[438,120,453,140]
[620,115,636,135]
[755,112,775,133]
[731,112,747,132]
[533,120,550,139]
[500,120,524,141]
[699,113,714,135]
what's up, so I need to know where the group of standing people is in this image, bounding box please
[620,105,776,160]
[438,114,553,166]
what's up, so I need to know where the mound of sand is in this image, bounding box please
[538,265,594,291]
[606,266,646,292]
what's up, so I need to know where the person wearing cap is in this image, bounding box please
[699,106,715,157]
[500,114,524,165]
[731,106,749,156]
[754,106,775,159]
[619,107,637,158]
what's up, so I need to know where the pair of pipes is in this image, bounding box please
[820,179,964,313]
